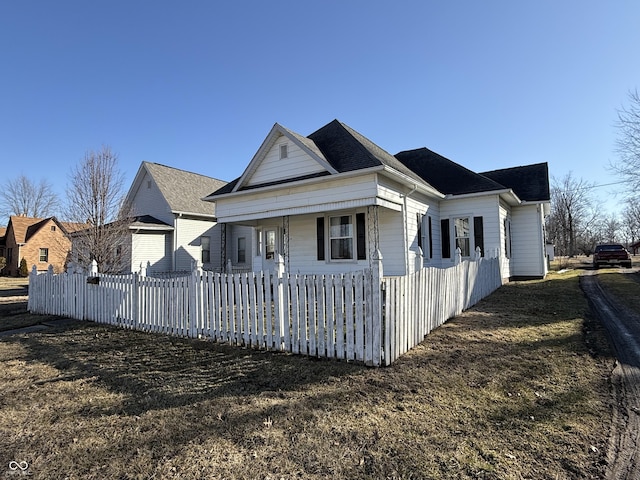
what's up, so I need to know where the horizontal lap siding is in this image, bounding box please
[440,195,501,260]
[246,137,326,186]
[510,205,544,277]
[287,215,370,274]
[130,171,173,225]
[132,232,172,274]
[175,219,221,271]
[215,174,379,220]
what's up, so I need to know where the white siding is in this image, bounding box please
[128,171,173,224]
[285,213,371,275]
[498,203,511,279]
[228,225,254,268]
[131,232,172,273]
[174,217,220,271]
[216,174,381,222]
[440,195,501,264]
[378,207,406,276]
[510,204,547,278]
[246,136,326,187]
[404,195,440,270]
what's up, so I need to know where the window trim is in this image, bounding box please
[328,214,355,262]
[279,143,288,160]
[39,248,49,263]
[454,216,472,258]
[201,236,211,264]
[237,237,246,264]
[317,212,366,263]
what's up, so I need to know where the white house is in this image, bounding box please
[123,162,254,274]
[204,120,551,280]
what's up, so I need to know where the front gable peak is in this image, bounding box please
[233,123,338,192]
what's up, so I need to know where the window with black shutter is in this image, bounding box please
[428,216,433,258]
[356,213,366,260]
[316,217,325,260]
[473,216,484,257]
[441,219,450,258]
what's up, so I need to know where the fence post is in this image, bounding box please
[226,259,233,274]
[133,272,140,330]
[275,253,286,350]
[415,247,424,272]
[189,266,199,339]
[370,249,383,367]
[90,259,98,275]
[455,247,462,265]
[27,265,38,312]
[475,246,482,260]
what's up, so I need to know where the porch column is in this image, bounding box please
[366,205,380,269]
[220,223,227,271]
[282,215,290,273]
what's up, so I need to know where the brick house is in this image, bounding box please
[1,216,83,276]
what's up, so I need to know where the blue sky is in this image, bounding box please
[1,1,639,226]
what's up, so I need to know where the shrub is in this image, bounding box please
[19,258,29,277]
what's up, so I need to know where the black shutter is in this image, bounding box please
[428,216,433,258]
[474,216,484,257]
[356,213,366,260]
[417,213,423,250]
[316,217,325,261]
[441,219,450,258]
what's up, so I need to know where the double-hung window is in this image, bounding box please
[201,236,211,264]
[237,237,246,264]
[317,213,366,262]
[454,217,471,257]
[329,215,354,260]
[39,248,49,263]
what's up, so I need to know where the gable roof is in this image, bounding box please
[480,163,550,202]
[230,123,337,194]
[208,120,434,198]
[7,216,87,243]
[8,216,46,244]
[131,162,228,216]
[206,120,550,205]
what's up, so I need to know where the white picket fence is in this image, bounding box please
[28,252,502,366]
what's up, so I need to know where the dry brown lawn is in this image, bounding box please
[0,271,614,479]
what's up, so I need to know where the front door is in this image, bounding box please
[262,228,279,271]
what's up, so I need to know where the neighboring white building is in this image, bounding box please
[123,162,253,274]
[204,120,551,280]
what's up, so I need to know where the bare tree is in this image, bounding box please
[0,175,60,221]
[621,200,640,245]
[613,89,640,198]
[65,146,132,273]
[547,173,597,256]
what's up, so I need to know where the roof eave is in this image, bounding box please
[171,210,217,220]
[380,166,445,200]
[446,188,522,205]
[206,166,387,201]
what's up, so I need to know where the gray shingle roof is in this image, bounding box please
[480,163,550,202]
[144,162,227,216]
[206,120,550,204]
[394,148,506,196]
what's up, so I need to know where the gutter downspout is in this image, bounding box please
[172,213,181,271]
[400,185,418,275]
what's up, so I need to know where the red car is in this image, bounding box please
[593,244,633,269]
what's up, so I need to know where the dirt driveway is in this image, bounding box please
[581,268,640,480]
